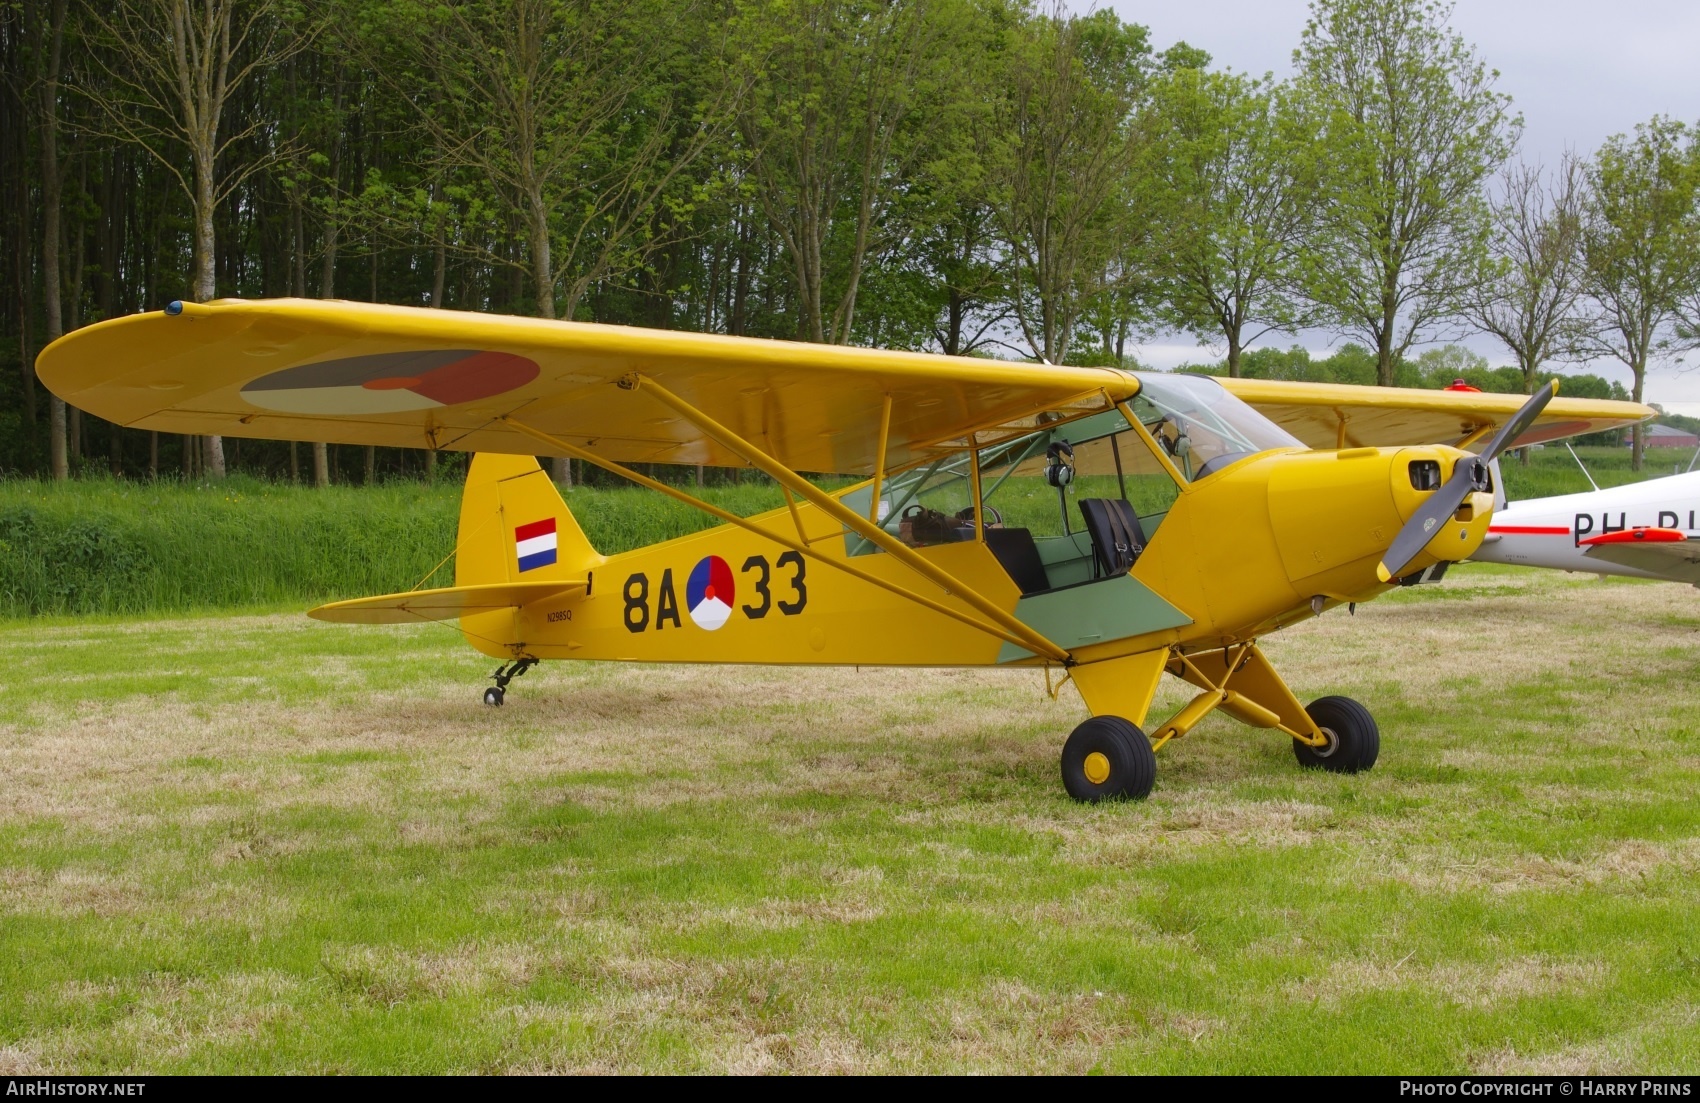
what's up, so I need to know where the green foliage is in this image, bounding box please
[1295,0,1519,383]
[1181,342,1630,402]
[0,476,804,618]
[1145,63,1320,372]
[1580,115,1700,467]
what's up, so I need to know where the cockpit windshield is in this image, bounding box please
[1128,372,1303,481]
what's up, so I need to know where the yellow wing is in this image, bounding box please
[35,299,1131,475]
[1217,377,1651,449]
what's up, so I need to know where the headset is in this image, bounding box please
[1044,440,1075,488]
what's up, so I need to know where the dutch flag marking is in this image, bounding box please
[515,518,558,573]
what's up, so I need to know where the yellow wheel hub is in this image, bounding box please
[1083,751,1111,785]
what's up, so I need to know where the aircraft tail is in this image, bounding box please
[454,454,603,588]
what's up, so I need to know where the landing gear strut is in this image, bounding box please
[483,658,536,707]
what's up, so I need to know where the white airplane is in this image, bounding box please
[1473,463,1700,585]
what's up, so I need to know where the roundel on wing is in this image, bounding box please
[686,555,736,630]
[239,350,540,415]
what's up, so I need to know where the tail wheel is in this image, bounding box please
[1293,695,1379,773]
[1061,715,1156,802]
[483,686,505,707]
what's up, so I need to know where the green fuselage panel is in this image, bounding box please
[997,574,1192,663]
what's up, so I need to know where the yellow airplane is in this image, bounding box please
[36,300,1651,800]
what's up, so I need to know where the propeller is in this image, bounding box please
[1376,380,1559,583]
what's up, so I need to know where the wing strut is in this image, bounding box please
[499,417,1071,661]
[626,373,1072,663]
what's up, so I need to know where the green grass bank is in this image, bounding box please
[0,445,1677,618]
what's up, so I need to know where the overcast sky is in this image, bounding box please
[1101,0,1700,411]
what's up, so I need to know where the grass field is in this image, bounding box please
[1,563,1696,1073]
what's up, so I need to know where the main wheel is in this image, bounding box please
[1293,695,1379,773]
[483,686,505,707]
[1061,715,1157,802]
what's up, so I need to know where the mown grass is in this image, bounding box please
[0,563,1695,1073]
[0,445,1668,619]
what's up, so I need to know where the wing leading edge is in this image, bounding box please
[1218,377,1651,450]
[36,299,1133,477]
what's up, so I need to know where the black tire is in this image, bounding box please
[1061,715,1157,802]
[1293,695,1379,773]
[483,686,505,707]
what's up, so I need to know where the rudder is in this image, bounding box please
[455,454,602,588]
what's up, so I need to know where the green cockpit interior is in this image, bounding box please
[839,372,1303,597]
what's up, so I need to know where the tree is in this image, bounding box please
[988,6,1151,365]
[374,0,738,323]
[919,198,1008,355]
[1463,155,1589,396]
[733,0,976,345]
[1579,117,1700,470]
[1295,0,1518,385]
[1147,64,1322,376]
[81,0,315,478]
[23,0,71,479]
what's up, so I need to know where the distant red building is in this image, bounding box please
[1627,424,1700,448]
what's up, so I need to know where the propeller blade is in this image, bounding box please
[1475,379,1559,466]
[1375,382,1559,583]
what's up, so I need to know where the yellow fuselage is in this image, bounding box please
[459,445,1494,669]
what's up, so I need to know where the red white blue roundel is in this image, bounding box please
[239,349,540,414]
[686,555,735,630]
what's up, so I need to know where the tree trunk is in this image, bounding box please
[320,218,338,297]
[289,441,298,482]
[39,0,68,480]
[148,432,158,479]
[1631,365,1646,472]
[551,456,572,487]
[13,187,37,427]
[1226,332,1243,378]
[430,180,447,308]
[311,217,339,483]
[528,195,554,320]
[192,154,226,478]
[364,445,376,485]
[290,194,306,297]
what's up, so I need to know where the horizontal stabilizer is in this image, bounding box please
[308,580,586,624]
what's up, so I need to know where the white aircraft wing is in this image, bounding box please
[1580,529,1700,583]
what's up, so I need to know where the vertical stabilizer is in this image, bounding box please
[454,454,602,587]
